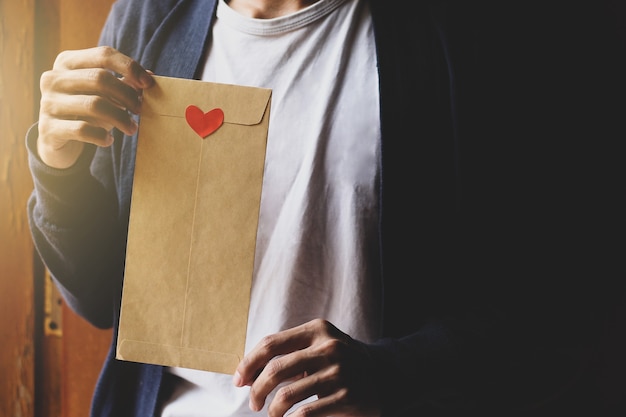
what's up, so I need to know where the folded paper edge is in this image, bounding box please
[117,339,241,375]
[143,75,272,126]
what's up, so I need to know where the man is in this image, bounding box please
[27,0,625,416]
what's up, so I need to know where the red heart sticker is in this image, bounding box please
[185,105,224,138]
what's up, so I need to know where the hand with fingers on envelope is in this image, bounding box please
[37,46,154,169]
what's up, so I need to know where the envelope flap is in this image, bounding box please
[143,75,272,126]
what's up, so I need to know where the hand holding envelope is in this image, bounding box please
[116,75,271,375]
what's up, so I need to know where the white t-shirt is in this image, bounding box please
[161,0,381,415]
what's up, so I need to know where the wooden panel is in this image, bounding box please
[61,304,112,417]
[0,0,36,416]
[59,0,115,49]
[34,262,62,417]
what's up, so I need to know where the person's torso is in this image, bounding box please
[161,0,381,415]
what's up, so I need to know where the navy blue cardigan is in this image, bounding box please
[27,1,625,416]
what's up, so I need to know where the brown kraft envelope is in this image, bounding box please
[116,75,272,375]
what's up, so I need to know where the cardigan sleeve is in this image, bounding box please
[26,123,125,329]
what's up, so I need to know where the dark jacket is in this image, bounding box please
[27,0,625,416]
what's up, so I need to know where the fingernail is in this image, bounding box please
[135,95,143,113]
[233,371,242,387]
[105,131,115,146]
[127,118,138,135]
[249,399,260,412]
[140,72,154,88]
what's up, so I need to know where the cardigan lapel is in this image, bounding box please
[142,0,218,79]
[368,0,459,336]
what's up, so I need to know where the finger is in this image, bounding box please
[39,118,114,148]
[41,67,145,115]
[270,366,378,417]
[53,46,154,89]
[284,390,351,417]
[266,368,333,416]
[235,323,319,387]
[248,349,318,412]
[41,93,138,136]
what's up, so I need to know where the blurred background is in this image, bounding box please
[1,1,114,416]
